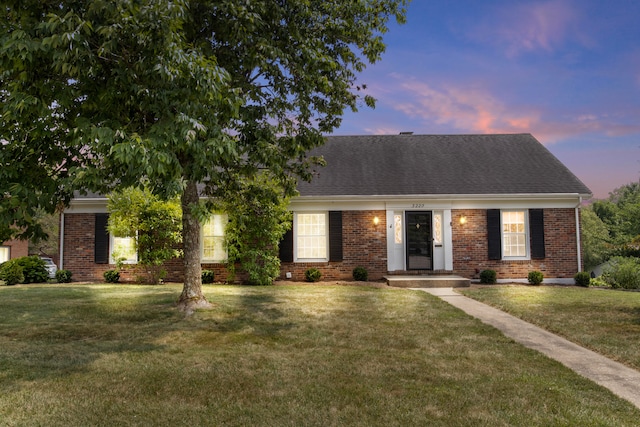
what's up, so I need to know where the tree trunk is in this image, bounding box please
[177,180,212,313]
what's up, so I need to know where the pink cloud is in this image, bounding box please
[388,74,537,134]
[471,0,591,57]
[379,74,640,145]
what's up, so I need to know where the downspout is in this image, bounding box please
[575,197,582,272]
[59,212,64,270]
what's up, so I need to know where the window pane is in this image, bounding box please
[503,235,524,257]
[203,236,225,260]
[0,247,9,263]
[202,214,227,261]
[502,211,527,258]
[296,213,327,260]
[112,237,136,263]
[202,220,214,237]
[213,215,226,235]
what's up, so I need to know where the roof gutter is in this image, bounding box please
[576,196,583,272]
[293,193,591,202]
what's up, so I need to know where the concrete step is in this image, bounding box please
[385,275,470,288]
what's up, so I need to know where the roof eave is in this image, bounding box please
[294,192,591,202]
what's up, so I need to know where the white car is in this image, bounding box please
[40,257,57,279]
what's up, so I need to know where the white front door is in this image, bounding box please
[387,211,405,271]
[387,208,452,272]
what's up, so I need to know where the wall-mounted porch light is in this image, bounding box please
[459,215,467,225]
[373,216,380,226]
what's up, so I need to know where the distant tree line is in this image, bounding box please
[582,181,640,271]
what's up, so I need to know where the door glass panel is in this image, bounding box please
[394,214,403,244]
[433,213,442,245]
[406,212,432,270]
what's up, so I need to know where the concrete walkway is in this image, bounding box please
[414,287,640,410]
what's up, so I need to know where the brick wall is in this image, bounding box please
[279,210,388,281]
[63,213,104,281]
[64,208,581,283]
[451,208,580,280]
[63,213,235,283]
[1,238,28,259]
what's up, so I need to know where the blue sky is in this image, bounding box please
[335,0,640,199]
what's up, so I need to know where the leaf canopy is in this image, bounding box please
[1,0,408,241]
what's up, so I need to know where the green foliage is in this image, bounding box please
[604,182,640,237]
[479,269,497,284]
[588,182,640,265]
[108,187,182,284]
[611,236,640,258]
[103,270,120,284]
[573,272,591,287]
[55,269,73,283]
[527,271,544,286]
[0,261,24,285]
[601,257,640,290]
[6,256,49,283]
[305,268,322,283]
[0,256,48,284]
[224,174,292,286]
[581,207,613,271]
[201,270,215,284]
[589,277,610,288]
[352,266,368,281]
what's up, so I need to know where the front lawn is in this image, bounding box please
[0,284,638,426]
[459,285,640,371]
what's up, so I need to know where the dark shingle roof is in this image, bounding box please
[296,134,591,197]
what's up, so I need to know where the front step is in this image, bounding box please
[385,275,470,288]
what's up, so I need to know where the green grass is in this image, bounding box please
[459,285,640,371]
[0,283,638,426]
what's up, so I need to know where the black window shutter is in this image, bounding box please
[487,209,501,260]
[328,211,343,262]
[278,229,294,263]
[94,213,110,264]
[529,209,545,259]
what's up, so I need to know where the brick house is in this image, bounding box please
[0,237,29,264]
[59,133,591,284]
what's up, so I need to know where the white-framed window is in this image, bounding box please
[0,246,9,263]
[294,212,328,261]
[201,214,228,263]
[110,236,137,264]
[502,210,529,259]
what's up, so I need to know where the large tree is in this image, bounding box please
[591,182,640,244]
[580,207,612,271]
[1,0,408,311]
[586,181,640,265]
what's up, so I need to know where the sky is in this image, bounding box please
[334,0,640,200]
